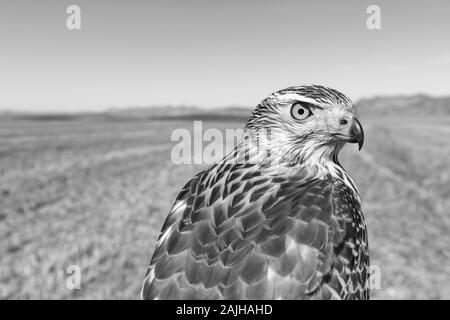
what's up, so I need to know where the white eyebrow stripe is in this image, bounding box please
[273,93,323,106]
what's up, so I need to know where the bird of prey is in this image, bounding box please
[141,85,369,300]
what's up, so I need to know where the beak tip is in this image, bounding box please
[354,118,364,151]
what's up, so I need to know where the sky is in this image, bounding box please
[1,0,450,112]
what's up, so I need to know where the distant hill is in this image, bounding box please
[2,95,449,122]
[355,95,450,118]
[0,106,252,122]
[106,105,252,122]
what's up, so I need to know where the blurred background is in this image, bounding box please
[0,0,449,299]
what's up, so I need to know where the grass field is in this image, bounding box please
[0,114,449,299]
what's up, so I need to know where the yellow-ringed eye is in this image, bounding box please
[290,102,312,120]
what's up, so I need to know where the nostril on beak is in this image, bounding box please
[340,119,348,125]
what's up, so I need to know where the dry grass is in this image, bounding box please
[0,115,449,299]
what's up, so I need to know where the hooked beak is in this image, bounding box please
[333,117,365,150]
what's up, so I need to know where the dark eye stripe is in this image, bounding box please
[293,101,323,111]
[303,102,323,110]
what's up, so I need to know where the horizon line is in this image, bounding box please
[0,91,448,115]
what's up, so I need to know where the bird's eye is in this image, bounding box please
[290,102,312,120]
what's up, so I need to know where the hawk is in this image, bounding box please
[141,85,369,300]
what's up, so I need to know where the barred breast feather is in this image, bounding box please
[140,160,369,300]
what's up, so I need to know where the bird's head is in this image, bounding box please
[244,85,364,165]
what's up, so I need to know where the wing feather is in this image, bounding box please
[141,163,369,300]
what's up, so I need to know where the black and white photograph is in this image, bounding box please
[0,0,449,303]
